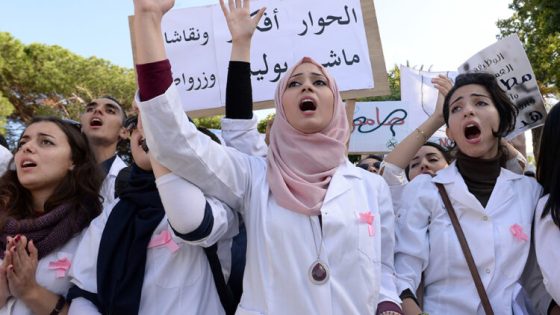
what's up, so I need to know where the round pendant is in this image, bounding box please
[308,260,329,285]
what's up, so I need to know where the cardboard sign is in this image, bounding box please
[130,0,389,117]
[459,35,546,138]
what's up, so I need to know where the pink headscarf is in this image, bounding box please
[267,57,350,216]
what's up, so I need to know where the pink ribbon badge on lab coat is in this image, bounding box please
[358,212,375,237]
[510,224,528,242]
[148,230,179,253]
[48,258,71,278]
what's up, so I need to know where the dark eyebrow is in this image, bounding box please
[289,72,327,79]
[38,132,55,139]
[104,103,120,111]
[411,155,420,162]
[450,92,491,107]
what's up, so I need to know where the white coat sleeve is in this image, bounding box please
[380,161,409,216]
[68,297,101,315]
[156,173,238,247]
[137,86,254,212]
[377,178,402,304]
[394,177,435,295]
[534,195,560,305]
[0,145,12,175]
[221,117,267,157]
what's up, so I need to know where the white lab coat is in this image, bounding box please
[99,155,127,208]
[0,232,84,315]
[534,194,560,304]
[0,146,12,176]
[69,194,237,315]
[221,117,267,157]
[137,86,401,315]
[395,162,542,315]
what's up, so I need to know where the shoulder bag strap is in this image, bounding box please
[435,183,495,315]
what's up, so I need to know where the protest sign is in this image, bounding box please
[459,34,546,138]
[130,0,389,117]
[349,101,408,153]
[400,66,457,139]
[349,100,453,154]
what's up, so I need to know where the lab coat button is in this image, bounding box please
[482,215,489,221]
[485,268,491,274]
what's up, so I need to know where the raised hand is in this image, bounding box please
[432,74,454,123]
[133,0,175,17]
[220,0,265,44]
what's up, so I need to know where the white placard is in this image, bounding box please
[459,34,546,138]
[399,66,457,139]
[159,0,374,112]
[349,100,453,154]
[349,101,408,153]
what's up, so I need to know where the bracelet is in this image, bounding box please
[415,128,428,142]
[50,295,66,315]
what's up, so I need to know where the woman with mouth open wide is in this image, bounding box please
[132,0,401,314]
[394,72,543,315]
[0,117,103,315]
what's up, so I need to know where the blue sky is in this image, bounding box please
[0,0,513,71]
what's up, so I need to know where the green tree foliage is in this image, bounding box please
[257,113,275,133]
[192,115,223,129]
[497,0,560,96]
[0,32,136,125]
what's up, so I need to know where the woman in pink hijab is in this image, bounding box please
[133,0,401,314]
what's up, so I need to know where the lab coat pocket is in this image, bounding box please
[357,211,378,262]
[236,304,264,315]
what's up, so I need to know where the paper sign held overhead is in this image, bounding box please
[130,0,389,117]
[459,34,546,138]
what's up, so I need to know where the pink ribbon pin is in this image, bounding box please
[148,230,179,253]
[510,224,528,242]
[48,258,71,278]
[358,211,375,237]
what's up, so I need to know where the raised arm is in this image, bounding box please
[133,0,257,212]
[382,75,452,170]
[221,0,268,156]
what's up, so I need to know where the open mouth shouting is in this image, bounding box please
[463,122,482,144]
[299,97,317,114]
[20,158,37,170]
[89,117,104,128]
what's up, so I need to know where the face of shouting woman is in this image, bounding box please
[15,122,74,199]
[281,63,335,134]
[446,84,501,159]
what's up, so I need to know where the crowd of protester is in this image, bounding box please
[0,0,558,314]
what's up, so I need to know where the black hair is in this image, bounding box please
[359,154,383,165]
[536,102,560,228]
[443,72,518,138]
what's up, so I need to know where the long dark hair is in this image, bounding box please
[0,116,103,229]
[536,102,560,227]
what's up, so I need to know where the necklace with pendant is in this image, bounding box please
[308,216,329,285]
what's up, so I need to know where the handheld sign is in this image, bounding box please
[130,0,389,117]
[459,34,546,138]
